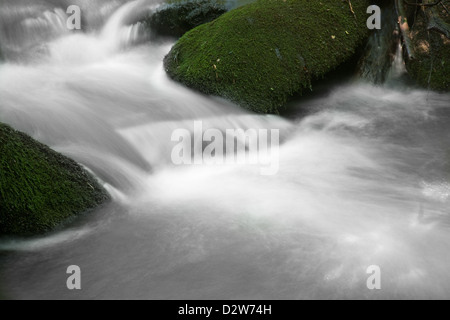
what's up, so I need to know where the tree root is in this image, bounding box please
[404,0,443,7]
[441,2,450,14]
[426,5,450,38]
[401,1,450,38]
[347,0,357,21]
[395,0,416,60]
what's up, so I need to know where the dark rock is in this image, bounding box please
[145,0,227,38]
[406,5,450,91]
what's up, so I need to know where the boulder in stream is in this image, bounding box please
[0,123,109,236]
[164,0,371,113]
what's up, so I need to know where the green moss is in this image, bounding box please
[406,10,450,92]
[0,123,109,236]
[164,0,370,113]
[165,0,256,9]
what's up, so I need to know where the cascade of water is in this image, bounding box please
[0,0,449,300]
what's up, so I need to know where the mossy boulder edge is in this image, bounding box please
[144,0,228,38]
[0,123,110,236]
[164,0,370,113]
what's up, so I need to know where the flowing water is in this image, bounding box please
[1,0,450,299]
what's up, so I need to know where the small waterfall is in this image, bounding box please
[100,0,156,51]
[21,8,68,35]
[1,0,450,300]
[387,43,408,80]
[357,2,400,84]
[0,0,156,62]
[0,5,69,60]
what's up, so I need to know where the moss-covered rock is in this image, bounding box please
[145,0,227,38]
[166,0,257,10]
[0,123,109,236]
[164,0,370,113]
[406,6,450,91]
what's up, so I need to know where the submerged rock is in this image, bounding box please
[0,123,109,236]
[164,0,370,113]
[406,5,450,91]
[145,0,227,38]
